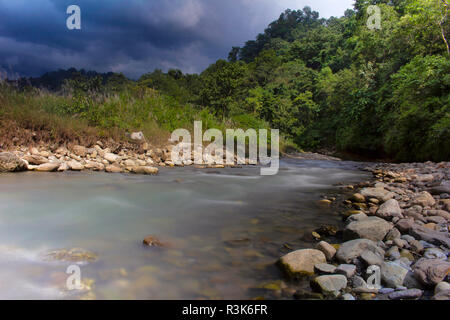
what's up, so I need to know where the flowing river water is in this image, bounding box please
[0,158,370,299]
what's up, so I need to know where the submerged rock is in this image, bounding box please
[43,248,98,263]
[143,235,165,247]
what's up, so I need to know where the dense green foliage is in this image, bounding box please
[10,0,449,161]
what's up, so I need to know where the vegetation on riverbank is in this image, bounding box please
[2,0,449,161]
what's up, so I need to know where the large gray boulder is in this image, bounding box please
[344,216,393,242]
[0,152,27,172]
[336,239,385,263]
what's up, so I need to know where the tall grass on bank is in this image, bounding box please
[0,83,287,151]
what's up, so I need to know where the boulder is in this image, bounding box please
[360,187,394,202]
[335,264,357,278]
[105,165,123,173]
[388,289,423,300]
[104,153,121,163]
[35,162,60,172]
[311,275,347,297]
[409,225,450,248]
[22,155,49,165]
[314,263,337,275]
[84,161,105,171]
[396,218,416,233]
[351,193,366,203]
[0,152,27,172]
[72,145,87,157]
[316,241,336,261]
[344,216,392,242]
[336,239,385,263]
[412,191,436,207]
[67,160,84,171]
[432,290,450,300]
[278,249,326,277]
[131,131,145,141]
[413,258,450,286]
[130,166,159,175]
[435,281,450,295]
[381,261,409,288]
[376,199,403,219]
[360,250,384,266]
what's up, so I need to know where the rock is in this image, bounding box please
[335,264,357,278]
[142,235,164,247]
[386,246,401,260]
[57,162,69,172]
[427,210,450,221]
[426,216,447,224]
[351,275,378,293]
[318,199,332,205]
[441,199,450,211]
[0,152,27,172]
[314,263,337,275]
[341,293,356,300]
[293,289,324,300]
[376,199,403,219]
[316,241,337,261]
[412,191,436,207]
[130,166,159,175]
[396,219,416,233]
[432,289,450,300]
[435,281,450,295]
[311,275,347,297]
[336,239,385,263]
[410,225,450,248]
[72,145,87,157]
[22,155,49,165]
[413,258,450,286]
[278,249,326,277]
[104,153,121,163]
[84,161,105,171]
[43,248,97,263]
[423,248,447,260]
[105,165,123,173]
[360,250,384,266]
[344,216,392,242]
[385,228,401,241]
[130,131,145,141]
[388,289,423,300]
[346,213,368,223]
[35,162,60,172]
[351,193,366,203]
[428,185,450,195]
[67,160,84,171]
[360,187,394,202]
[381,261,409,288]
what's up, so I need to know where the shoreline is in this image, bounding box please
[278,161,450,300]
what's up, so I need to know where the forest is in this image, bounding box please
[3,0,449,162]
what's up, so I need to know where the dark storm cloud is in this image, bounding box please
[0,0,354,79]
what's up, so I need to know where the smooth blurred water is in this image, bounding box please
[0,159,369,299]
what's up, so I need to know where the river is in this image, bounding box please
[0,158,369,299]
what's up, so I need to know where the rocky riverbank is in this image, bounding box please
[278,161,450,300]
[0,139,247,175]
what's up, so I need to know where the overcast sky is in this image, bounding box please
[0,0,355,79]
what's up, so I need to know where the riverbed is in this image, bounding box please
[0,159,369,299]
